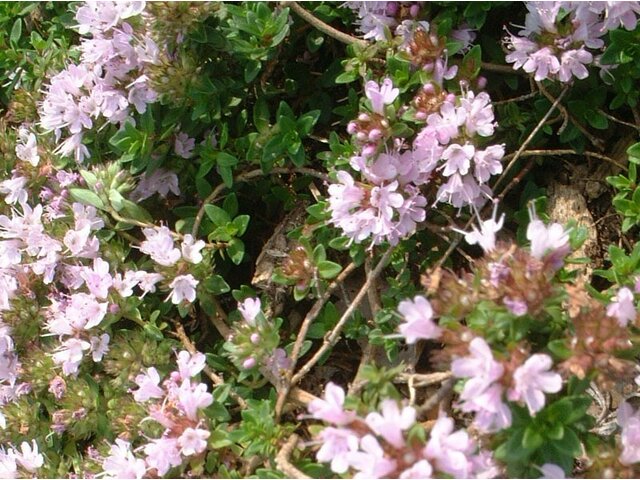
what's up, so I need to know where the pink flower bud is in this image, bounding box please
[358,113,370,122]
[347,122,358,134]
[243,357,256,369]
[362,144,376,157]
[386,1,398,16]
[415,111,427,120]
[477,76,487,89]
[250,333,260,344]
[356,131,367,141]
[423,83,436,95]
[368,129,383,141]
[409,3,420,17]
[446,93,457,103]
[108,303,120,314]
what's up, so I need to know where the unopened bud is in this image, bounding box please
[243,357,256,369]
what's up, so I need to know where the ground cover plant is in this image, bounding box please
[2,1,640,478]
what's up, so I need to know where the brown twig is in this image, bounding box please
[191,167,329,237]
[597,108,640,132]
[493,89,538,106]
[275,261,358,420]
[211,297,232,339]
[493,85,569,194]
[537,82,604,150]
[275,434,310,479]
[290,248,394,387]
[282,1,367,48]
[393,371,452,387]
[416,377,456,416]
[173,322,248,409]
[480,62,526,75]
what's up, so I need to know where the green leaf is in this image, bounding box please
[317,260,342,279]
[69,188,106,210]
[253,97,270,133]
[108,189,125,212]
[228,238,245,265]
[244,59,261,83]
[232,215,250,236]
[522,426,544,450]
[203,275,231,295]
[10,18,22,46]
[205,204,231,226]
[121,199,153,223]
[222,193,239,218]
[547,339,572,360]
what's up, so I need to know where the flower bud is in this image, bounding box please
[250,333,261,345]
[243,357,256,369]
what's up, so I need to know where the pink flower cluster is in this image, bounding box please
[328,78,504,246]
[307,382,498,478]
[101,350,212,478]
[39,1,158,162]
[452,337,562,433]
[345,2,421,42]
[505,2,640,82]
[0,440,44,477]
[617,400,640,466]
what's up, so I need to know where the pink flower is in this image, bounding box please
[427,102,465,144]
[90,333,110,361]
[365,400,416,449]
[132,367,164,402]
[13,440,43,472]
[174,132,195,159]
[538,463,566,479]
[424,414,474,478]
[101,439,146,479]
[176,350,206,379]
[308,382,357,426]
[397,295,442,344]
[80,257,113,299]
[452,337,504,399]
[508,354,562,415]
[505,35,538,70]
[139,226,181,266]
[130,168,180,202]
[473,145,504,184]
[238,297,261,325]
[52,338,90,376]
[526,216,570,264]
[441,143,475,177]
[558,48,593,82]
[606,287,637,327]
[316,427,359,474]
[178,427,210,456]
[504,297,528,316]
[523,47,561,81]
[168,274,199,304]
[347,434,397,479]
[617,400,640,465]
[180,234,205,264]
[177,379,213,420]
[459,90,495,137]
[453,203,504,253]
[461,383,512,433]
[143,437,182,476]
[399,459,433,479]
[15,127,40,166]
[365,78,399,115]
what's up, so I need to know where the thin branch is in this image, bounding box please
[211,297,232,339]
[274,261,358,420]
[291,248,394,387]
[493,86,569,193]
[597,108,640,132]
[416,377,456,416]
[173,322,248,409]
[537,82,604,150]
[191,167,329,237]
[393,371,452,388]
[480,62,526,75]
[275,434,310,479]
[493,89,538,106]
[282,1,368,48]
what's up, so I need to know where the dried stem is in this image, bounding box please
[290,248,394,387]
[191,167,329,237]
[393,371,452,387]
[173,322,248,409]
[493,85,569,193]
[416,377,456,416]
[275,434,310,479]
[275,261,358,420]
[480,62,525,75]
[597,108,640,132]
[282,1,367,48]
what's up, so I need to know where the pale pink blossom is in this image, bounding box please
[176,350,206,379]
[538,463,566,479]
[399,459,433,479]
[365,400,415,449]
[527,215,571,265]
[168,274,198,304]
[424,414,474,478]
[181,234,205,264]
[308,382,357,426]
[238,297,261,325]
[451,337,504,399]
[365,78,399,115]
[347,434,397,479]
[177,379,213,420]
[508,354,562,415]
[139,226,181,267]
[143,437,182,476]
[178,427,210,456]
[174,132,195,159]
[397,295,442,344]
[90,333,110,361]
[606,287,637,327]
[316,427,360,474]
[132,367,164,402]
[618,400,640,465]
[101,439,146,479]
[13,441,43,473]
